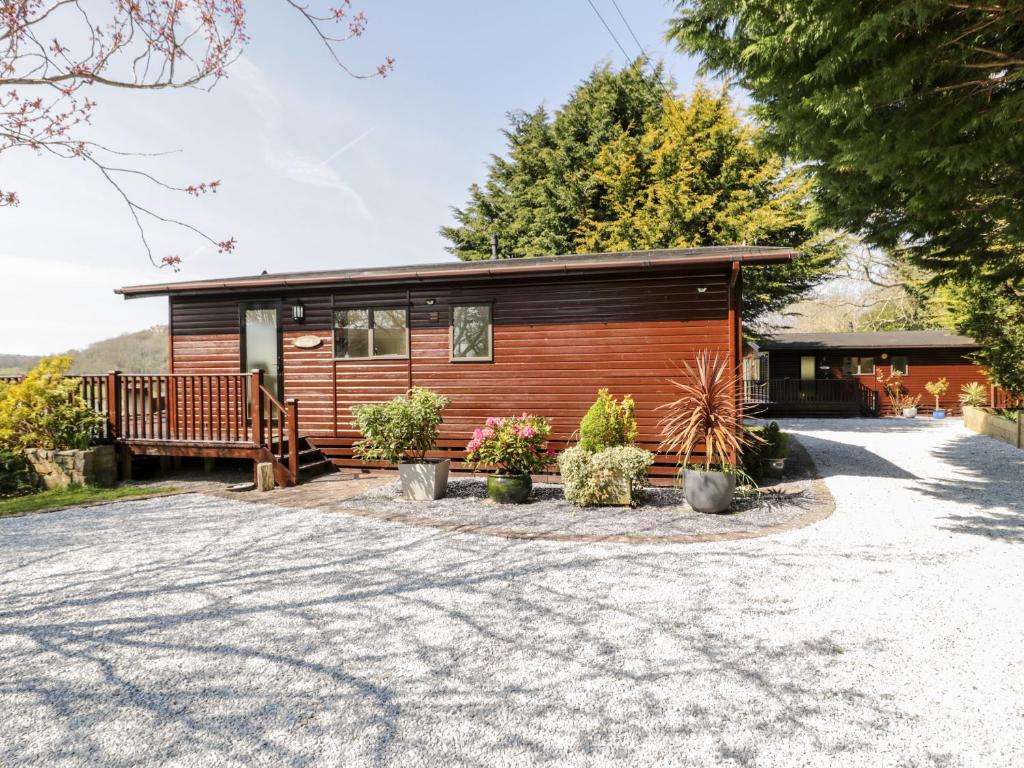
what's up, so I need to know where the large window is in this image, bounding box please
[450,304,493,361]
[842,356,875,376]
[334,307,408,359]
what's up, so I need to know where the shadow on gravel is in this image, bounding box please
[918,431,1024,543]
[0,498,904,766]
[786,433,917,480]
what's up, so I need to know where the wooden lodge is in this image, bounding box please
[747,331,990,417]
[56,246,789,485]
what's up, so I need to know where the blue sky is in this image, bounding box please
[1,1,702,354]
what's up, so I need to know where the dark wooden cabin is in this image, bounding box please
[751,331,985,417]
[113,247,794,484]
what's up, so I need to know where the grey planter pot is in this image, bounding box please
[902,407,918,418]
[398,459,450,500]
[683,468,736,514]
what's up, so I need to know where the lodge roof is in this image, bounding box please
[759,330,978,351]
[116,246,796,299]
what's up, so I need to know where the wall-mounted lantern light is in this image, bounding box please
[425,298,437,305]
[696,287,708,294]
[292,301,305,322]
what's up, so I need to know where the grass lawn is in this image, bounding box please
[0,485,178,518]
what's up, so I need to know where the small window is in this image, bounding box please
[891,355,909,375]
[451,304,492,361]
[842,356,875,376]
[334,307,408,359]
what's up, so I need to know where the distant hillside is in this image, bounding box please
[1,326,168,375]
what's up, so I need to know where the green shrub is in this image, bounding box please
[0,447,34,498]
[959,381,987,408]
[578,389,638,453]
[0,356,103,452]
[558,445,654,507]
[743,422,790,480]
[352,387,449,465]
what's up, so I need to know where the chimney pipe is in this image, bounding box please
[847,321,854,333]
[490,233,499,260]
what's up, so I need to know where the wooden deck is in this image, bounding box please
[1,371,313,486]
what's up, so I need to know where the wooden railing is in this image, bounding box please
[751,378,879,415]
[253,381,299,482]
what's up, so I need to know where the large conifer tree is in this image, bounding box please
[441,62,843,325]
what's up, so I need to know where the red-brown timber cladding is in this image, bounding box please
[767,348,984,415]
[170,265,736,483]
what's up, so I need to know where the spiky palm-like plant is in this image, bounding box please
[657,351,756,471]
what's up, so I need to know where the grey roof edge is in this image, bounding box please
[759,330,978,350]
[115,246,796,299]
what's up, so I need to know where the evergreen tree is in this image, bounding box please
[442,63,842,325]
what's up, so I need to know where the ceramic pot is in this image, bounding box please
[683,468,736,514]
[933,409,946,419]
[902,407,918,418]
[487,473,532,503]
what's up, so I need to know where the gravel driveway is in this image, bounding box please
[1,418,1022,767]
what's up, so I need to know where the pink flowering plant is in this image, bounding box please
[464,414,554,476]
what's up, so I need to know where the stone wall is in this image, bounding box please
[24,445,117,489]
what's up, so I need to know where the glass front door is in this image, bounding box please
[243,306,281,400]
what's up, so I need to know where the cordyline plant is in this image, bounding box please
[1,1,393,269]
[657,351,756,471]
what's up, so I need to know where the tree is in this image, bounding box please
[948,279,1024,398]
[441,63,843,326]
[667,1,1024,288]
[1,1,393,269]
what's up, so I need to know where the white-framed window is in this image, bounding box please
[334,307,409,359]
[842,356,875,376]
[891,355,909,375]
[450,303,493,361]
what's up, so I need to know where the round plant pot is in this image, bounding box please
[683,468,737,514]
[398,459,450,501]
[933,409,946,419]
[487,473,532,503]
[902,407,918,418]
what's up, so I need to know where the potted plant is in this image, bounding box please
[925,377,949,418]
[557,389,653,507]
[464,414,552,503]
[658,351,759,514]
[876,368,920,417]
[352,387,450,500]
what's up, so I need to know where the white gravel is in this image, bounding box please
[1,417,1022,767]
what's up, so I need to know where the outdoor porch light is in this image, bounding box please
[425,298,437,305]
[292,301,305,322]
[696,286,708,294]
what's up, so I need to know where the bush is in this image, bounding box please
[0,356,103,452]
[742,422,790,480]
[558,445,654,507]
[578,389,638,452]
[464,414,552,476]
[959,381,987,408]
[352,387,449,465]
[0,447,34,498]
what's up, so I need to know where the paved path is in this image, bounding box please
[1,418,1022,767]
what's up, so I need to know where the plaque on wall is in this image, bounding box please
[292,335,324,349]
